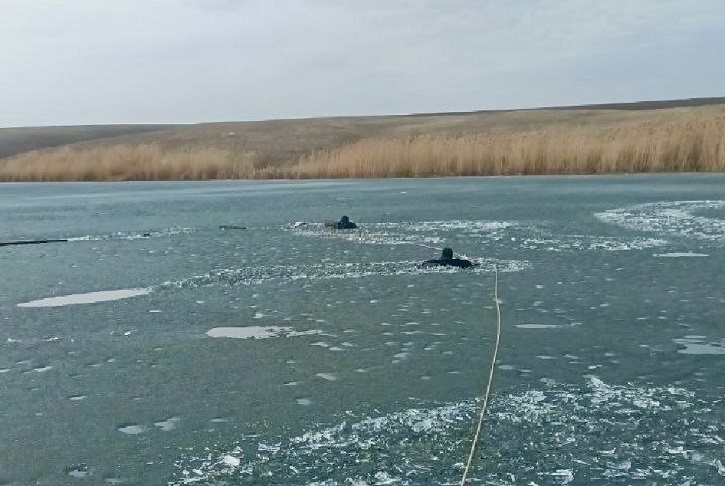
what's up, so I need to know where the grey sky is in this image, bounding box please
[2,0,724,127]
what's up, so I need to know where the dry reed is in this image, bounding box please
[1,114,724,181]
[288,115,725,178]
[0,144,259,181]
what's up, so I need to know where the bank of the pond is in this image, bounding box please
[2,103,724,181]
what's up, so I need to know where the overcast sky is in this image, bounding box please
[2,0,724,127]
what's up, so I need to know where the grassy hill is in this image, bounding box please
[0,125,177,160]
[2,97,725,181]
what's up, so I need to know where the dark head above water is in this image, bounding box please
[339,215,356,229]
[423,247,475,268]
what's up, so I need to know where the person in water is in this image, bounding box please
[325,215,357,230]
[423,247,475,268]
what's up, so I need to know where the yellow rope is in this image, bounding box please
[459,264,501,485]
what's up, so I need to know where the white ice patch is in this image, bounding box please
[171,378,723,485]
[221,455,241,467]
[118,424,147,435]
[653,252,709,258]
[205,326,323,340]
[673,336,725,355]
[163,258,528,291]
[516,323,581,329]
[155,417,181,432]
[291,219,660,253]
[171,401,473,485]
[290,220,513,247]
[68,227,194,242]
[17,288,152,308]
[517,232,666,252]
[595,200,725,241]
[66,467,89,478]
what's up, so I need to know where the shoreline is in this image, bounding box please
[2,102,724,182]
[1,171,724,184]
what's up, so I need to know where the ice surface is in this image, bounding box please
[205,326,323,340]
[17,288,152,308]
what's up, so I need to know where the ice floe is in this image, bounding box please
[17,288,152,308]
[653,252,709,258]
[595,200,725,241]
[673,336,725,355]
[170,377,723,485]
[205,326,324,340]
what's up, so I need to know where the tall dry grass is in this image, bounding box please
[1,114,724,181]
[288,115,725,178]
[0,144,262,181]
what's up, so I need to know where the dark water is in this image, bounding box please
[0,175,723,485]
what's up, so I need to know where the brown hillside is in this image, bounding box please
[2,97,725,181]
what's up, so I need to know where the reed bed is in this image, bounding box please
[1,114,724,181]
[0,144,259,181]
[288,115,725,178]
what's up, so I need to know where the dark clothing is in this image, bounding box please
[423,257,473,268]
[422,247,474,268]
[325,215,357,229]
[335,220,357,229]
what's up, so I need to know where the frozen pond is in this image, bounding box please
[0,175,724,485]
